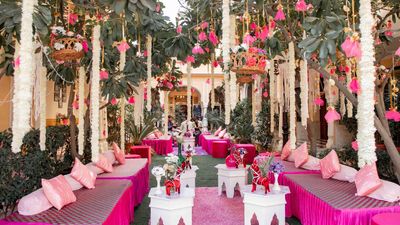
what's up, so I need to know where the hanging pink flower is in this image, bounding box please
[269,17,276,30]
[128,96,135,104]
[395,46,400,56]
[176,25,182,34]
[345,65,351,73]
[295,0,308,12]
[185,55,195,63]
[243,33,256,46]
[117,41,130,53]
[117,116,122,124]
[206,78,210,84]
[100,70,109,80]
[259,25,269,41]
[155,3,161,13]
[385,109,400,122]
[385,20,393,37]
[204,47,210,53]
[68,13,78,25]
[82,40,89,53]
[72,101,79,110]
[263,91,269,97]
[209,31,219,46]
[110,97,118,105]
[252,74,258,80]
[258,59,267,69]
[274,5,286,21]
[200,21,209,30]
[192,43,205,54]
[314,97,325,106]
[352,140,358,151]
[13,56,20,69]
[341,34,361,59]
[212,60,219,68]
[143,50,148,57]
[198,31,207,41]
[324,107,341,123]
[349,77,360,93]
[250,22,257,31]
[166,82,174,90]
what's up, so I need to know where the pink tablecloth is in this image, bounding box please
[201,135,230,155]
[283,174,400,225]
[142,136,173,155]
[1,180,134,225]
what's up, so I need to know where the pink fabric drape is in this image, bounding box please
[201,135,230,154]
[142,136,173,155]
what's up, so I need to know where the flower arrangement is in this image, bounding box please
[56,113,68,125]
[230,44,269,79]
[269,161,285,174]
[254,155,274,177]
[50,26,87,61]
[156,73,180,91]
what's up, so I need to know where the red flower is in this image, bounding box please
[246,57,257,67]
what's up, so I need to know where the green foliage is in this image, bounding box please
[0,126,82,216]
[228,99,254,144]
[163,34,193,61]
[253,99,273,150]
[126,109,157,145]
[205,110,225,130]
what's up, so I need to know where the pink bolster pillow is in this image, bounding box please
[113,142,126,165]
[17,188,52,216]
[301,155,321,170]
[280,140,291,161]
[214,127,222,136]
[332,164,358,182]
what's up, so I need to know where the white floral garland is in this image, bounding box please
[187,62,192,121]
[146,34,152,112]
[270,61,275,132]
[164,91,169,134]
[222,0,231,125]
[346,59,353,117]
[300,59,309,127]
[91,25,101,162]
[288,42,297,150]
[340,92,346,116]
[11,0,36,153]
[39,66,47,151]
[357,0,377,167]
[211,53,215,109]
[229,14,237,111]
[120,45,126,150]
[78,67,85,155]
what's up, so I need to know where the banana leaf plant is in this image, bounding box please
[126,113,157,145]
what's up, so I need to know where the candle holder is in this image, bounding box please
[151,166,165,195]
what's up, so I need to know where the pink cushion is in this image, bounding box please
[294,143,309,168]
[223,133,230,139]
[103,150,116,165]
[368,180,400,202]
[319,150,341,179]
[42,175,77,210]
[218,129,226,138]
[214,126,222,136]
[301,155,321,170]
[86,162,104,175]
[332,164,358,182]
[372,213,400,225]
[355,163,382,196]
[17,188,52,216]
[71,158,96,189]
[113,142,126,165]
[64,174,83,191]
[96,154,113,173]
[280,140,291,160]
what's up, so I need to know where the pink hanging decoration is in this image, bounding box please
[191,87,195,93]
[314,97,325,107]
[243,33,256,46]
[212,60,219,68]
[385,109,400,122]
[269,17,276,30]
[295,0,308,12]
[192,43,205,54]
[166,82,174,90]
[352,140,359,151]
[263,91,269,97]
[209,31,219,46]
[274,5,286,21]
[200,21,209,30]
[68,13,78,25]
[341,35,361,59]
[117,116,122,124]
[100,70,109,80]
[155,3,161,13]
[385,20,393,37]
[205,47,210,53]
[72,101,79,110]
[110,98,118,105]
[250,22,257,31]
[176,25,182,34]
[252,74,258,80]
[395,47,400,56]
[13,56,20,69]
[82,40,89,53]
[143,50,148,57]
[198,32,207,41]
[206,78,210,84]
[246,57,257,67]
[259,25,269,41]
[324,107,341,123]
[128,96,135,104]
[349,77,360,93]
[117,41,130,53]
[186,55,195,63]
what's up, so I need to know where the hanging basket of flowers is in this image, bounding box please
[50,27,87,61]
[230,46,268,76]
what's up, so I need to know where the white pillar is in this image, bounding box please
[222,0,231,125]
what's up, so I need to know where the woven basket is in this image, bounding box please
[231,52,268,75]
[237,75,253,84]
[51,37,84,61]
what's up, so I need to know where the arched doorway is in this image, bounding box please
[168,86,202,125]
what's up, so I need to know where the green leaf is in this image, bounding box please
[298,37,317,48]
[326,30,340,39]
[326,39,336,55]
[326,16,337,23]
[304,17,318,23]
[113,0,127,14]
[319,41,328,59]
[305,39,321,53]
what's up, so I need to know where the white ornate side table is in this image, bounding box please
[149,187,195,225]
[180,165,199,189]
[215,164,248,198]
[242,184,290,225]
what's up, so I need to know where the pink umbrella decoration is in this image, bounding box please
[117,41,130,53]
[349,77,360,93]
[341,34,361,59]
[385,109,400,122]
[209,31,219,46]
[110,97,118,105]
[352,140,358,151]
[324,107,341,123]
[128,96,135,104]
[192,43,205,54]
[100,70,109,80]
[198,32,207,41]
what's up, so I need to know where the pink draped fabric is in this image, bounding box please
[142,136,173,155]
[1,180,134,225]
[283,174,400,225]
[201,135,230,154]
[97,159,150,207]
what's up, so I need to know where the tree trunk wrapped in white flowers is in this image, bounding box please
[222,0,231,125]
[91,25,101,162]
[78,67,85,155]
[288,42,297,150]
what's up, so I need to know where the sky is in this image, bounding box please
[160,0,183,25]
